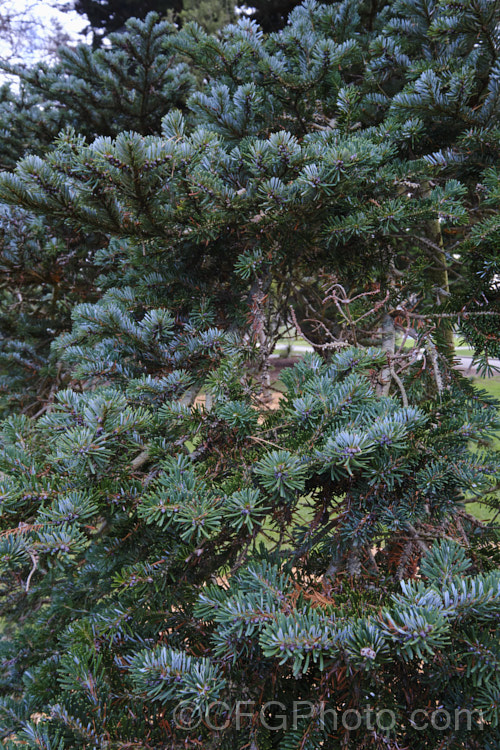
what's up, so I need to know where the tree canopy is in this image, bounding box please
[0,2,498,748]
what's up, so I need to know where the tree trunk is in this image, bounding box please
[423,182,455,357]
[376,313,395,397]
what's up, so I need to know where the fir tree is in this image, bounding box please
[180,0,235,34]
[72,0,310,39]
[0,3,498,749]
[0,349,498,748]
[246,0,324,31]
[0,13,194,169]
[0,15,194,415]
[73,0,183,48]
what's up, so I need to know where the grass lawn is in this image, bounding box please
[465,375,500,522]
[475,376,500,401]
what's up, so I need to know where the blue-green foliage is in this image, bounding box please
[0,1,498,748]
[0,349,498,747]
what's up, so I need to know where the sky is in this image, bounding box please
[0,0,89,66]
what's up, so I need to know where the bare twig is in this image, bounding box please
[25,549,39,593]
[390,365,409,407]
[425,338,444,396]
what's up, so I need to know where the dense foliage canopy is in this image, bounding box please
[0,2,498,748]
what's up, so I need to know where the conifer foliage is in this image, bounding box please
[0,16,194,415]
[0,2,498,749]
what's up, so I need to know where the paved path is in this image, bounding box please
[458,357,500,375]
